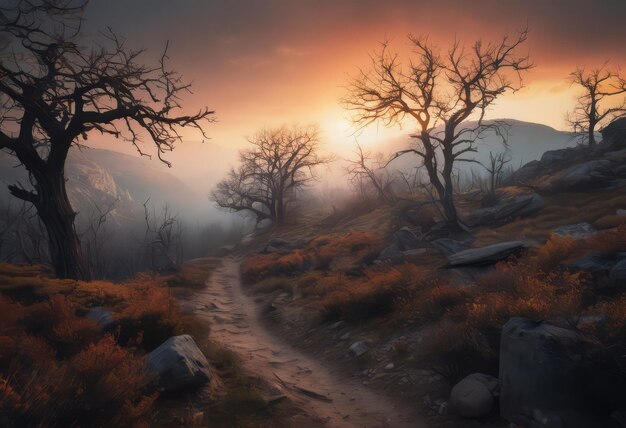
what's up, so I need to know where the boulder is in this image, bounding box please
[449,373,499,418]
[447,241,524,267]
[553,222,597,239]
[393,227,423,251]
[540,147,583,163]
[86,307,114,327]
[431,238,471,256]
[500,317,621,428]
[147,335,212,392]
[601,117,626,149]
[547,159,614,191]
[348,341,369,357]
[466,193,544,227]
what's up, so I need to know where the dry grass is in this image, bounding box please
[472,189,626,245]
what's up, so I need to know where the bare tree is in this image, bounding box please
[567,64,626,146]
[0,1,214,278]
[346,143,397,204]
[142,200,184,272]
[481,150,511,206]
[344,30,531,230]
[212,126,331,225]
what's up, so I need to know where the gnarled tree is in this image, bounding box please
[212,126,330,225]
[0,1,213,278]
[567,64,626,146]
[344,30,531,230]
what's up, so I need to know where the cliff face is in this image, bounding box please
[0,147,198,228]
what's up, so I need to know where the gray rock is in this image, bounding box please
[466,193,544,227]
[86,307,114,327]
[447,241,524,267]
[449,373,499,418]
[500,317,618,428]
[568,251,615,273]
[348,341,370,357]
[601,117,626,149]
[376,244,404,263]
[548,159,614,191]
[541,147,582,163]
[431,238,471,256]
[393,227,422,250]
[610,259,626,281]
[553,222,597,239]
[617,209,626,216]
[147,335,212,392]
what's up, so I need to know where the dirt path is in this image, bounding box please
[183,257,422,428]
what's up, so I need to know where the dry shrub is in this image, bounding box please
[308,231,384,269]
[589,294,626,335]
[254,276,293,294]
[115,279,181,350]
[241,230,384,281]
[397,282,470,321]
[531,235,581,271]
[469,262,586,329]
[315,264,420,322]
[72,335,151,411]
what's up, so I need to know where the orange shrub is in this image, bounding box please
[530,235,581,272]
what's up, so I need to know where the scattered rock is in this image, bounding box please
[617,209,626,216]
[384,363,395,370]
[431,238,471,256]
[86,307,114,327]
[466,193,544,227]
[329,320,346,330]
[540,147,584,163]
[339,332,351,340]
[553,222,597,239]
[147,335,212,392]
[500,317,622,428]
[576,314,606,331]
[393,227,423,251]
[348,341,369,357]
[447,241,524,267]
[449,373,499,418]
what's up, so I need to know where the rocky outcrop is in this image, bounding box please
[466,193,544,227]
[146,335,212,392]
[601,117,626,149]
[499,317,622,428]
[447,241,524,267]
[449,373,499,418]
[546,159,615,192]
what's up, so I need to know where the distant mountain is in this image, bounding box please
[0,147,203,228]
[383,119,578,173]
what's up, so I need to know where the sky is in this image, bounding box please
[80,0,626,185]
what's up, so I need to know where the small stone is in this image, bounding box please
[385,363,395,370]
[348,341,369,357]
[340,332,351,340]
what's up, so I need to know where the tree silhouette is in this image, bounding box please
[0,1,214,278]
[344,30,531,230]
[567,64,626,146]
[212,126,330,225]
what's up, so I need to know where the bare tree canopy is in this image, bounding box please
[212,126,331,225]
[343,29,531,230]
[346,143,397,204]
[0,0,214,278]
[567,63,626,146]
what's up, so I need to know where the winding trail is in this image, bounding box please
[183,257,421,427]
